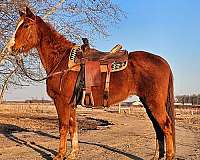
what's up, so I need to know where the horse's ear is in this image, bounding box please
[25,7,35,19]
[19,10,25,17]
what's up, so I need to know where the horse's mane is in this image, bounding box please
[36,16,76,70]
[48,23,75,49]
[37,16,75,55]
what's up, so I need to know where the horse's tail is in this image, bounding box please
[166,69,176,152]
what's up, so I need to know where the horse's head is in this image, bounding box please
[8,7,39,54]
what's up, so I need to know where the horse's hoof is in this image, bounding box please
[158,153,165,159]
[53,153,65,160]
[67,150,78,160]
[166,155,175,160]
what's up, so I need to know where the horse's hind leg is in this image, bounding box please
[141,99,175,160]
[155,112,174,159]
[68,106,79,159]
[143,102,165,159]
[161,115,175,160]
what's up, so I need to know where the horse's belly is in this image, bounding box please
[92,70,132,106]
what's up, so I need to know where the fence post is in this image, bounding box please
[118,103,121,113]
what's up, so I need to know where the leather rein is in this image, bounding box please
[15,48,78,82]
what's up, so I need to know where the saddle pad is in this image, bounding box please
[68,45,82,69]
[85,61,101,87]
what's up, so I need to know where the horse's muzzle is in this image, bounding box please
[9,46,23,55]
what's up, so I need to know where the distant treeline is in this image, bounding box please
[175,94,200,105]
[5,99,53,104]
[25,99,53,103]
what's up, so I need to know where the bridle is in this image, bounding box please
[14,16,78,83]
[21,17,38,52]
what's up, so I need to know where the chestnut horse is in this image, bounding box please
[8,7,175,160]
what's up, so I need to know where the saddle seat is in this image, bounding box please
[82,48,128,63]
[69,38,129,107]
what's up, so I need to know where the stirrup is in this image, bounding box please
[81,90,94,107]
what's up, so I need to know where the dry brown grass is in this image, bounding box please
[0,103,56,114]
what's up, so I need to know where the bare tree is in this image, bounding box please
[0,0,124,102]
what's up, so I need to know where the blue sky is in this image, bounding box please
[6,0,200,100]
[96,0,200,95]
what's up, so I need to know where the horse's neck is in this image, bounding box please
[36,21,74,73]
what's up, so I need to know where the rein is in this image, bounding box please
[16,57,80,81]
[16,58,64,81]
[15,48,78,82]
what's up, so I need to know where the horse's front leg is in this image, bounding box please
[68,106,79,159]
[53,96,70,160]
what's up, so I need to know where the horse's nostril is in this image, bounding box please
[9,46,18,56]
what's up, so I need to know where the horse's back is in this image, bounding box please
[128,51,172,98]
[128,51,171,71]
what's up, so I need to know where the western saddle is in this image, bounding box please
[69,38,128,107]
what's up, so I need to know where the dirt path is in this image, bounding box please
[0,104,199,160]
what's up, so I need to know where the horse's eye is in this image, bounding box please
[23,24,29,28]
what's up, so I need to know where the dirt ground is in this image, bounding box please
[0,103,199,160]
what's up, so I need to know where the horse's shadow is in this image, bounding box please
[0,123,143,160]
[0,123,56,160]
[79,140,144,160]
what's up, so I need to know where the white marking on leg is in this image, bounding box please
[68,125,79,159]
[72,128,78,150]
[70,116,78,151]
